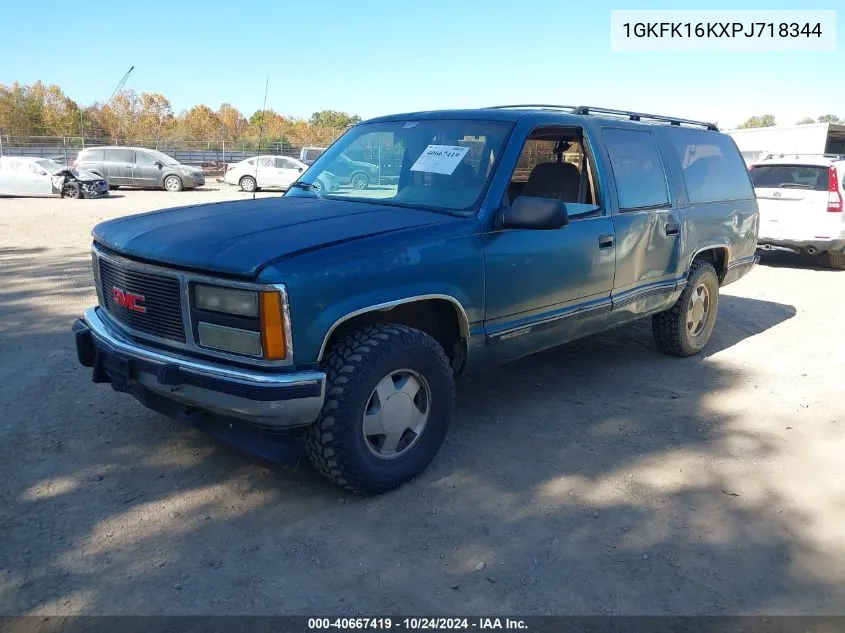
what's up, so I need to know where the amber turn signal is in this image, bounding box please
[259,291,286,360]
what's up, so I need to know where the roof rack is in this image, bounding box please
[487,104,719,131]
[763,153,845,160]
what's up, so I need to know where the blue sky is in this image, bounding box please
[0,0,841,129]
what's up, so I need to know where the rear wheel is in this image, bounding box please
[239,175,257,192]
[824,251,845,270]
[652,259,720,357]
[163,175,183,192]
[306,324,454,495]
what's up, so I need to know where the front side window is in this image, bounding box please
[135,152,159,166]
[286,119,513,215]
[506,127,600,218]
[668,129,754,204]
[603,128,670,211]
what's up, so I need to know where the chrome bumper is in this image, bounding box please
[74,307,325,428]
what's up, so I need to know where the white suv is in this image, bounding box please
[750,154,845,269]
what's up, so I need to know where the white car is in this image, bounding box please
[223,155,308,192]
[750,154,845,269]
[0,156,109,198]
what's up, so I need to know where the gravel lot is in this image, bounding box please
[1,186,844,615]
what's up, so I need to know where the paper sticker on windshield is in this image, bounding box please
[410,145,470,175]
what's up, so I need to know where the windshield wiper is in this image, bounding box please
[289,181,318,191]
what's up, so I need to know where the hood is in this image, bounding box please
[92,196,460,278]
[51,167,101,181]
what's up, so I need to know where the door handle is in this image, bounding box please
[665,223,680,236]
[598,234,614,249]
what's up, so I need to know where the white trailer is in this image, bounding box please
[726,123,845,165]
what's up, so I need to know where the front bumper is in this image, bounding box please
[73,307,325,429]
[757,237,845,254]
[183,172,206,188]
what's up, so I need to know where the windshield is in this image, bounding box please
[286,119,513,214]
[35,159,65,174]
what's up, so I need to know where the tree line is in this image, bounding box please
[0,81,362,148]
[738,113,843,129]
[2,81,842,140]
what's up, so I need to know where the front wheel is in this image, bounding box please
[306,324,454,495]
[61,181,82,199]
[652,259,720,357]
[163,175,183,192]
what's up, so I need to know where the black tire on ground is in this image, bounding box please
[824,251,845,270]
[61,181,82,199]
[239,175,257,192]
[652,259,720,357]
[163,175,183,192]
[306,324,455,495]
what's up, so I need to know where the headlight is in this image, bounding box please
[195,284,258,317]
[193,286,288,361]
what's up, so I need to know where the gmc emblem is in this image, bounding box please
[112,286,147,313]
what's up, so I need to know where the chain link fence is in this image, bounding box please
[0,133,342,166]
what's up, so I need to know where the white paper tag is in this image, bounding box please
[410,145,470,175]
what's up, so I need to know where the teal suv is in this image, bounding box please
[73,105,759,494]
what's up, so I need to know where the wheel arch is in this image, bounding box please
[318,295,470,374]
[162,172,182,189]
[689,244,730,284]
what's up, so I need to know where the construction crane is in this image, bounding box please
[108,66,135,102]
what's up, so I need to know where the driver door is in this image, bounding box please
[483,126,616,364]
[275,157,303,189]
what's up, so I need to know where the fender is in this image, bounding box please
[314,292,472,361]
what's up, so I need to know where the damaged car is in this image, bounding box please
[0,156,110,198]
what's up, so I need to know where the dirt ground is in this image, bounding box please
[1,186,844,616]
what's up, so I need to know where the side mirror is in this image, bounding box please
[501,196,570,230]
[298,167,304,172]
[155,161,163,169]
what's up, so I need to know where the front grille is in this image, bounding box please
[98,257,185,342]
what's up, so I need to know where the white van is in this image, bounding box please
[750,154,845,269]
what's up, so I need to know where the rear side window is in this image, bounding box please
[602,129,669,210]
[80,148,104,162]
[668,129,754,204]
[105,149,134,162]
[749,164,828,191]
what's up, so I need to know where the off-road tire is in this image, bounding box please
[306,324,454,495]
[652,259,720,357]
[61,181,82,199]
[824,251,845,270]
